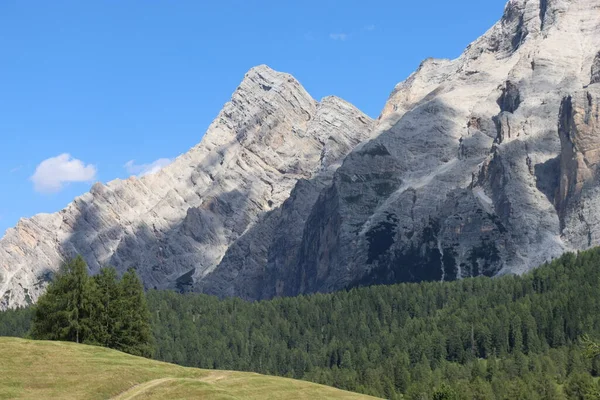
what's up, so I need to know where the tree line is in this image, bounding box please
[3,250,600,398]
[147,249,600,399]
[25,255,152,357]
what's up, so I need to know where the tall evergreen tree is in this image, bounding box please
[89,267,120,347]
[30,257,153,358]
[112,268,153,357]
[31,256,93,343]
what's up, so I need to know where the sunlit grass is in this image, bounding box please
[0,337,378,400]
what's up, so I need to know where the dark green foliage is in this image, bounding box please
[112,269,153,357]
[432,384,459,400]
[88,267,120,347]
[564,373,600,399]
[0,307,32,337]
[30,256,94,343]
[5,249,600,398]
[28,257,152,357]
[148,249,600,398]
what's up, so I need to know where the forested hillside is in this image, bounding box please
[4,249,600,398]
[148,250,600,399]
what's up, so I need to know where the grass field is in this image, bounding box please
[0,337,379,399]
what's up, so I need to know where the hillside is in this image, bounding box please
[4,248,600,398]
[0,337,377,400]
[149,248,600,398]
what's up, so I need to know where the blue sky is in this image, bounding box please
[0,0,507,236]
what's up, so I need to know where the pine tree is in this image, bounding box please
[112,268,153,357]
[31,256,92,343]
[432,384,459,400]
[89,267,120,347]
[29,257,153,358]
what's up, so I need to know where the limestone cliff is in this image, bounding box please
[198,0,600,298]
[0,66,374,308]
[3,0,600,308]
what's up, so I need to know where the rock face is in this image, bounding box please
[556,88,600,248]
[0,66,374,309]
[3,0,600,308]
[196,0,600,299]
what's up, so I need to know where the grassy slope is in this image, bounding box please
[0,337,378,400]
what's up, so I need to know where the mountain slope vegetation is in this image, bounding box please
[4,248,600,398]
[148,249,600,399]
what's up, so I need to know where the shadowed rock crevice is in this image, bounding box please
[539,0,549,30]
[498,81,522,114]
[534,156,561,204]
[493,81,523,144]
[591,53,600,85]
[366,213,399,265]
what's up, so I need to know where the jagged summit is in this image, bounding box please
[0,65,373,309]
[193,0,600,299]
[3,0,600,307]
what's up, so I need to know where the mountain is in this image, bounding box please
[2,0,600,308]
[0,67,374,309]
[197,0,600,298]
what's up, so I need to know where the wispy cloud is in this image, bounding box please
[363,24,376,31]
[329,33,348,41]
[31,154,97,194]
[124,158,172,177]
[9,166,23,174]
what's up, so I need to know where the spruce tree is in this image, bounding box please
[432,384,459,400]
[89,267,120,347]
[31,255,93,343]
[30,257,153,358]
[112,268,153,357]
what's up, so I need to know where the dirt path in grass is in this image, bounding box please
[112,378,178,400]
[111,371,234,400]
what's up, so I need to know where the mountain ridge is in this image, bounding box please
[194,0,600,298]
[3,0,600,308]
[0,65,374,309]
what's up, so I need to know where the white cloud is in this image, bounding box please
[364,24,376,31]
[329,33,348,41]
[9,166,23,173]
[124,158,172,177]
[31,154,97,194]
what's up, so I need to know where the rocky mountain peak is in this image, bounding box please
[196,0,600,298]
[4,0,600,308]
[0,64,373,309]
